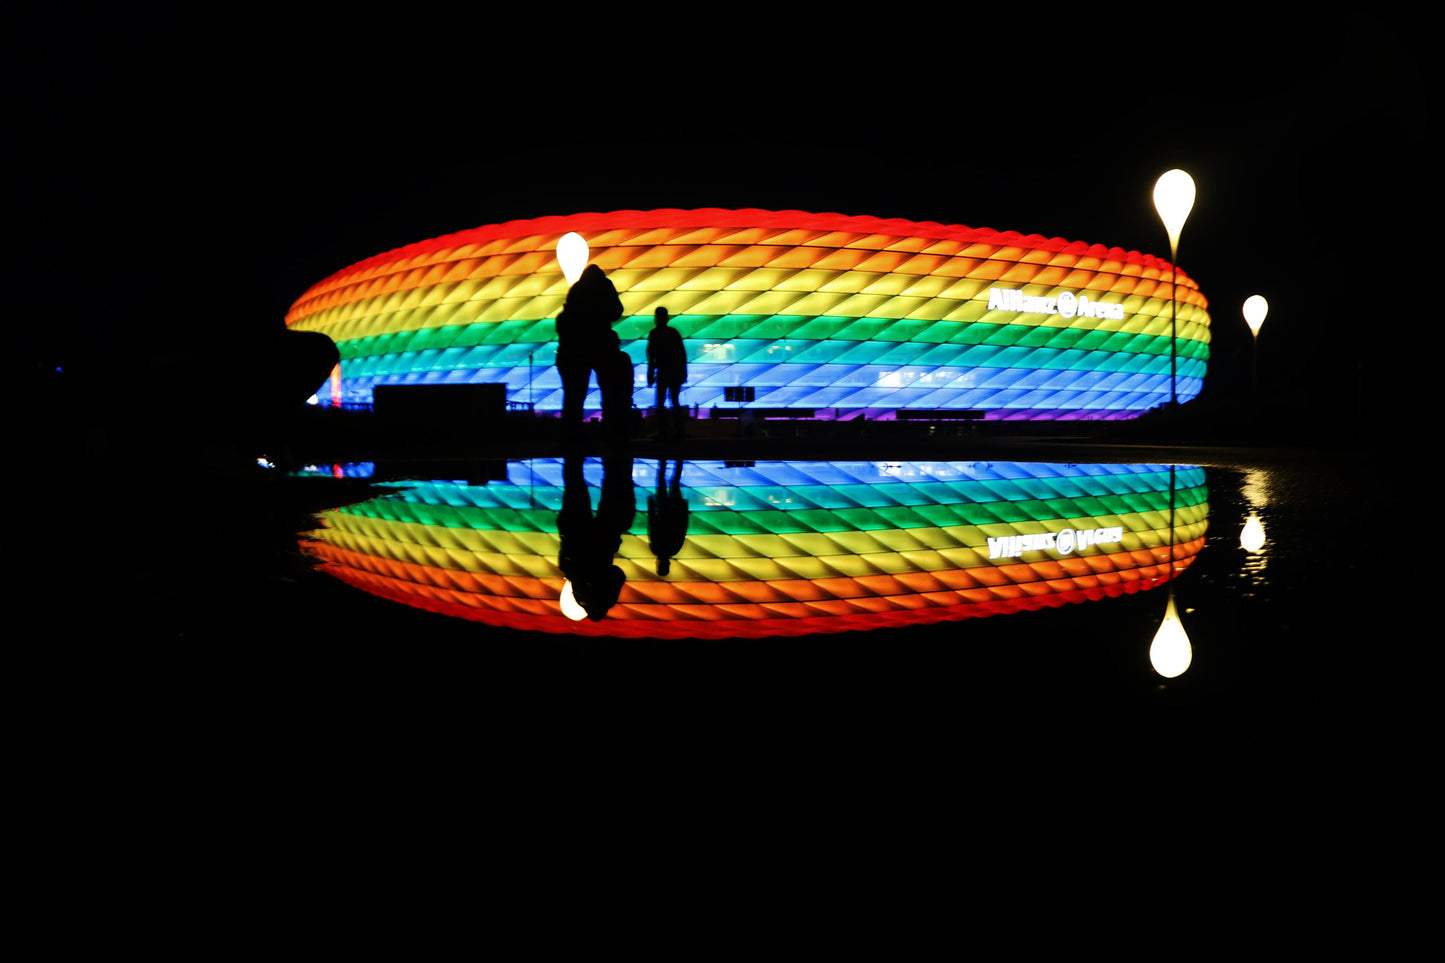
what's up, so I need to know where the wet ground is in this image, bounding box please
[6,416,1429,870]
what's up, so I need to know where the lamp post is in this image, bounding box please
[1150,592,1192,678]
[1243,294,1268,397]
[1240,511,1266,554]
[1150,463,1193,679]
[1240,467,1268,555]
[1153,170,1196,407]
[550,224,584,622]
[557,231,589,286]
[541,232,590,415]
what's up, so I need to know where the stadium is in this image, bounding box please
[285,208,1210,421]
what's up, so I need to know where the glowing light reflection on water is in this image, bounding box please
[298,458,1209,639]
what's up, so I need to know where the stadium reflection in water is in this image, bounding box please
[299,459,1208,640]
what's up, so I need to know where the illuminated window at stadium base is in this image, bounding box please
[285,209,1210,421]
[299,460,1208,639]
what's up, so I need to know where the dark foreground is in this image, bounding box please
[6,403,1429,886]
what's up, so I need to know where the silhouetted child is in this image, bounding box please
[601,330,634,439]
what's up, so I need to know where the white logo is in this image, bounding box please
[987,287,1125,321]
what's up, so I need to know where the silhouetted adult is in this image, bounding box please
[647,457,689,577]
[646,306,687,439]
[556,264,624,440]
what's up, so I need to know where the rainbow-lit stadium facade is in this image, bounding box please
[285,209,1209,420]
[300,459,1208,638]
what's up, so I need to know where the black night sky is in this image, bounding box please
[5,5,1426,413]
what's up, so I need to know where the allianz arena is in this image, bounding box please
[284,208,1210,420]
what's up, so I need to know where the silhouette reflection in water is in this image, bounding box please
[647,458,690,576]
[558,453,636,620]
